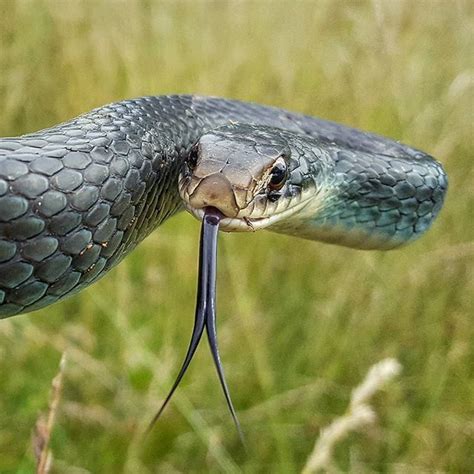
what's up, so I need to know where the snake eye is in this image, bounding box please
[269,157,288,191]
[188,146,199,170]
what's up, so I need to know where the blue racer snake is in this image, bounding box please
[0,95,447,434]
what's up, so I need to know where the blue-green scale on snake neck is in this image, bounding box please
[0,95,447,319]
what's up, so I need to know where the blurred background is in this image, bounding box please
[0,0,472,472]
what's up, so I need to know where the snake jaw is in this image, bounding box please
[179,169,311,232]
[180,184,318,234]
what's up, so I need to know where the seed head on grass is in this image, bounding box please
[302,358,402,473]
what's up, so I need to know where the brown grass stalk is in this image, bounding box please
[32,352,67,474]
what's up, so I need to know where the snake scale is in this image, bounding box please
[0,95,447,431]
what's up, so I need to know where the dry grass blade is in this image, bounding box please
[32,352,67,474]
[302,358,402,473]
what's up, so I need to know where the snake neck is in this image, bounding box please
[270,146,447,250]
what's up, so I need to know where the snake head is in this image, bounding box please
[178,123,326,232]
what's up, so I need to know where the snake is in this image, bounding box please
[0,95,447,434]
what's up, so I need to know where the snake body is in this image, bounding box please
[0,95,447,319]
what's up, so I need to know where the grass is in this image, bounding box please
[0,0,472,472]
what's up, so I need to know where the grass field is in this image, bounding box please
[0,1,472,472]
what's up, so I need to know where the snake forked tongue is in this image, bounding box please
[147,207,244,442]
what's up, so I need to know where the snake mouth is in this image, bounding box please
[182,191,318,233]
